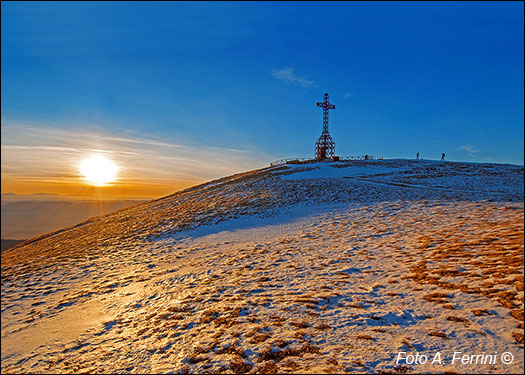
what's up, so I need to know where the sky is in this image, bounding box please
[2,1,523,199]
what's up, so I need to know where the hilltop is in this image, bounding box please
[1,159,523,374]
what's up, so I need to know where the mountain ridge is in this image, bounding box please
[2,159,523,267]
[1,158,523,374]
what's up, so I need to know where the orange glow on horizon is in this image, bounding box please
[1,124,269,202]
[1,178,202,201]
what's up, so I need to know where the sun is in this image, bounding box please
[79,154,118,186]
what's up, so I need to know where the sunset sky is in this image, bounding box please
[2,1,523,200]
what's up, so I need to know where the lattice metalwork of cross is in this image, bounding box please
[315,92,336,159]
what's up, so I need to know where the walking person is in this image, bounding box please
[441,152,445,161]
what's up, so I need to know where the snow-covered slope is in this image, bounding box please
[1,159,523,374]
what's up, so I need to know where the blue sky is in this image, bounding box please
[1,1,523,197]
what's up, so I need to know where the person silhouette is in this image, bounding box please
[416,152,419,160]
[441,152,445,161]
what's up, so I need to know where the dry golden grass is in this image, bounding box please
[510,308,524,321]
[293,296,317,304]
[229,358,252,373]
[281,359,300,370]
[289,320,310,329]
[423,292,450,304]
[512,332,524,345]
[187,354,209,364]
[272,339,289,349]
[215,343,247,358]
[428,331,448,339]
[249,333,271,344]
[473,309,491,316]
[446,316,470,324]
[314,322,331,330]
[269,315,285,326]
[257,360,279,374]
[257,344,321,363]
[405,209,524,325]
[167,304,188,313]
[326,357,338,366]
[377,365,411,374]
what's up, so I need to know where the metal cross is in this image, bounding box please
[315,93,336,159]
[317,92,336,133]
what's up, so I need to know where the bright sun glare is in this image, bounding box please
[79,155,118,186]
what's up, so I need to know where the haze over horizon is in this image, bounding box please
[2,1,524,201]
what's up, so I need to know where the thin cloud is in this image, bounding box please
[460,143,480,156]
[271,67,317,88]
[1,122,270,197]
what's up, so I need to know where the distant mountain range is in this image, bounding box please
[0,239,25,252]
[1,195,148,240]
